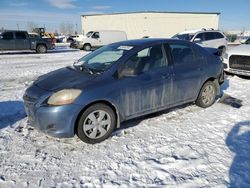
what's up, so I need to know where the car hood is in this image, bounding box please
[34,67,95,91]
[228,45,250,56]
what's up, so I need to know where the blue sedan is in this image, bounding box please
[23,39,224,144]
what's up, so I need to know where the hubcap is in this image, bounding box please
[83,110,111,139]
[39,46,46,53]
[201,85,215,105]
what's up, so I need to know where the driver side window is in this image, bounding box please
[2,32,14,40]
[92,32,100,39]
[124,44,167,74]
[195,33,205,41]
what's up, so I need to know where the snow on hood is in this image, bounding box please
[228,45,250,56]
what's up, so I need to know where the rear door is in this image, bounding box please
[169,42,204,104]
[118,44,173,118]
[14,31,30,50]
[0,32,15,50]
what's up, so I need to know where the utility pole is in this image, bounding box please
[17,24,19,30]
[75,23,78,34]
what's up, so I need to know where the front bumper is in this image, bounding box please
[23,86,84,138]
[223,57,250,76]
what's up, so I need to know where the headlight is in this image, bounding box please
[223,53,228,59]
[47,89,82,106]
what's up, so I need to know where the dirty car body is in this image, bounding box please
[23,39,223,143]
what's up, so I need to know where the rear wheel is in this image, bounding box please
[36,44,47,53]
[77,104,116,144]
[83,44,91,51]
[196,81,217,108]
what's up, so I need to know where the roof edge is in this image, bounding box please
[81,11,221,17]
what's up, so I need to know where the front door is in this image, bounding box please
[91,32,102,47]
[117,44,173,118]
[0,32,15,50]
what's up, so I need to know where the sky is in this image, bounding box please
[0,0,249,33]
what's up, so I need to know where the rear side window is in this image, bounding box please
[1,32,14,40]
[125,44,167,74]
[214,32,224,39]
[169,44,194,65]
[15,32,27,39]
[204,32,215,41]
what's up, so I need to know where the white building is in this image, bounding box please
[81,11,220,39]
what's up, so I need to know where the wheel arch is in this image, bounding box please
[83,43,91,48]
[196,77,220,100]
[36,43,47,49]
[74,100,120,135]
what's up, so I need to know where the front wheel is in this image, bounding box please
[77,104,116,144]
[36,44,47,53]
[83,44,91,51]
[196,81,217,108]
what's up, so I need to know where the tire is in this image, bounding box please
[196,81,217,108]
[77,104,116,144]
[36,44,47,53]
[83,44,91,51]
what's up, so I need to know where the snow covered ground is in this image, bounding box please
[0,48,249,188]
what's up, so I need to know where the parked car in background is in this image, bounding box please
[172,29,228,54]
[242,37,250,44]
[0,30,54,53]
[223,45,250,76]
[71,30,127,51]
[239,36,250,44]
[24,39,223,144]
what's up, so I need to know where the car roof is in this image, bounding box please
[111,38,190,46]
[178,29,222,35]
[1,30,27,33]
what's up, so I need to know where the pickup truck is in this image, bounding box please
[0,30,54,53]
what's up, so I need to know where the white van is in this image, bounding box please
[72,30,127,51]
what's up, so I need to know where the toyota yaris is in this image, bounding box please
[23,39,224,144]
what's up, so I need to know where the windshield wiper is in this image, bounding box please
[73,62,94,75]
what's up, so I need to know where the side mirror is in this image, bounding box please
[194,38,202,43]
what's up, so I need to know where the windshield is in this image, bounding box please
[172,34,195,41]
[86,31,94,38]
[74,45,133,74]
